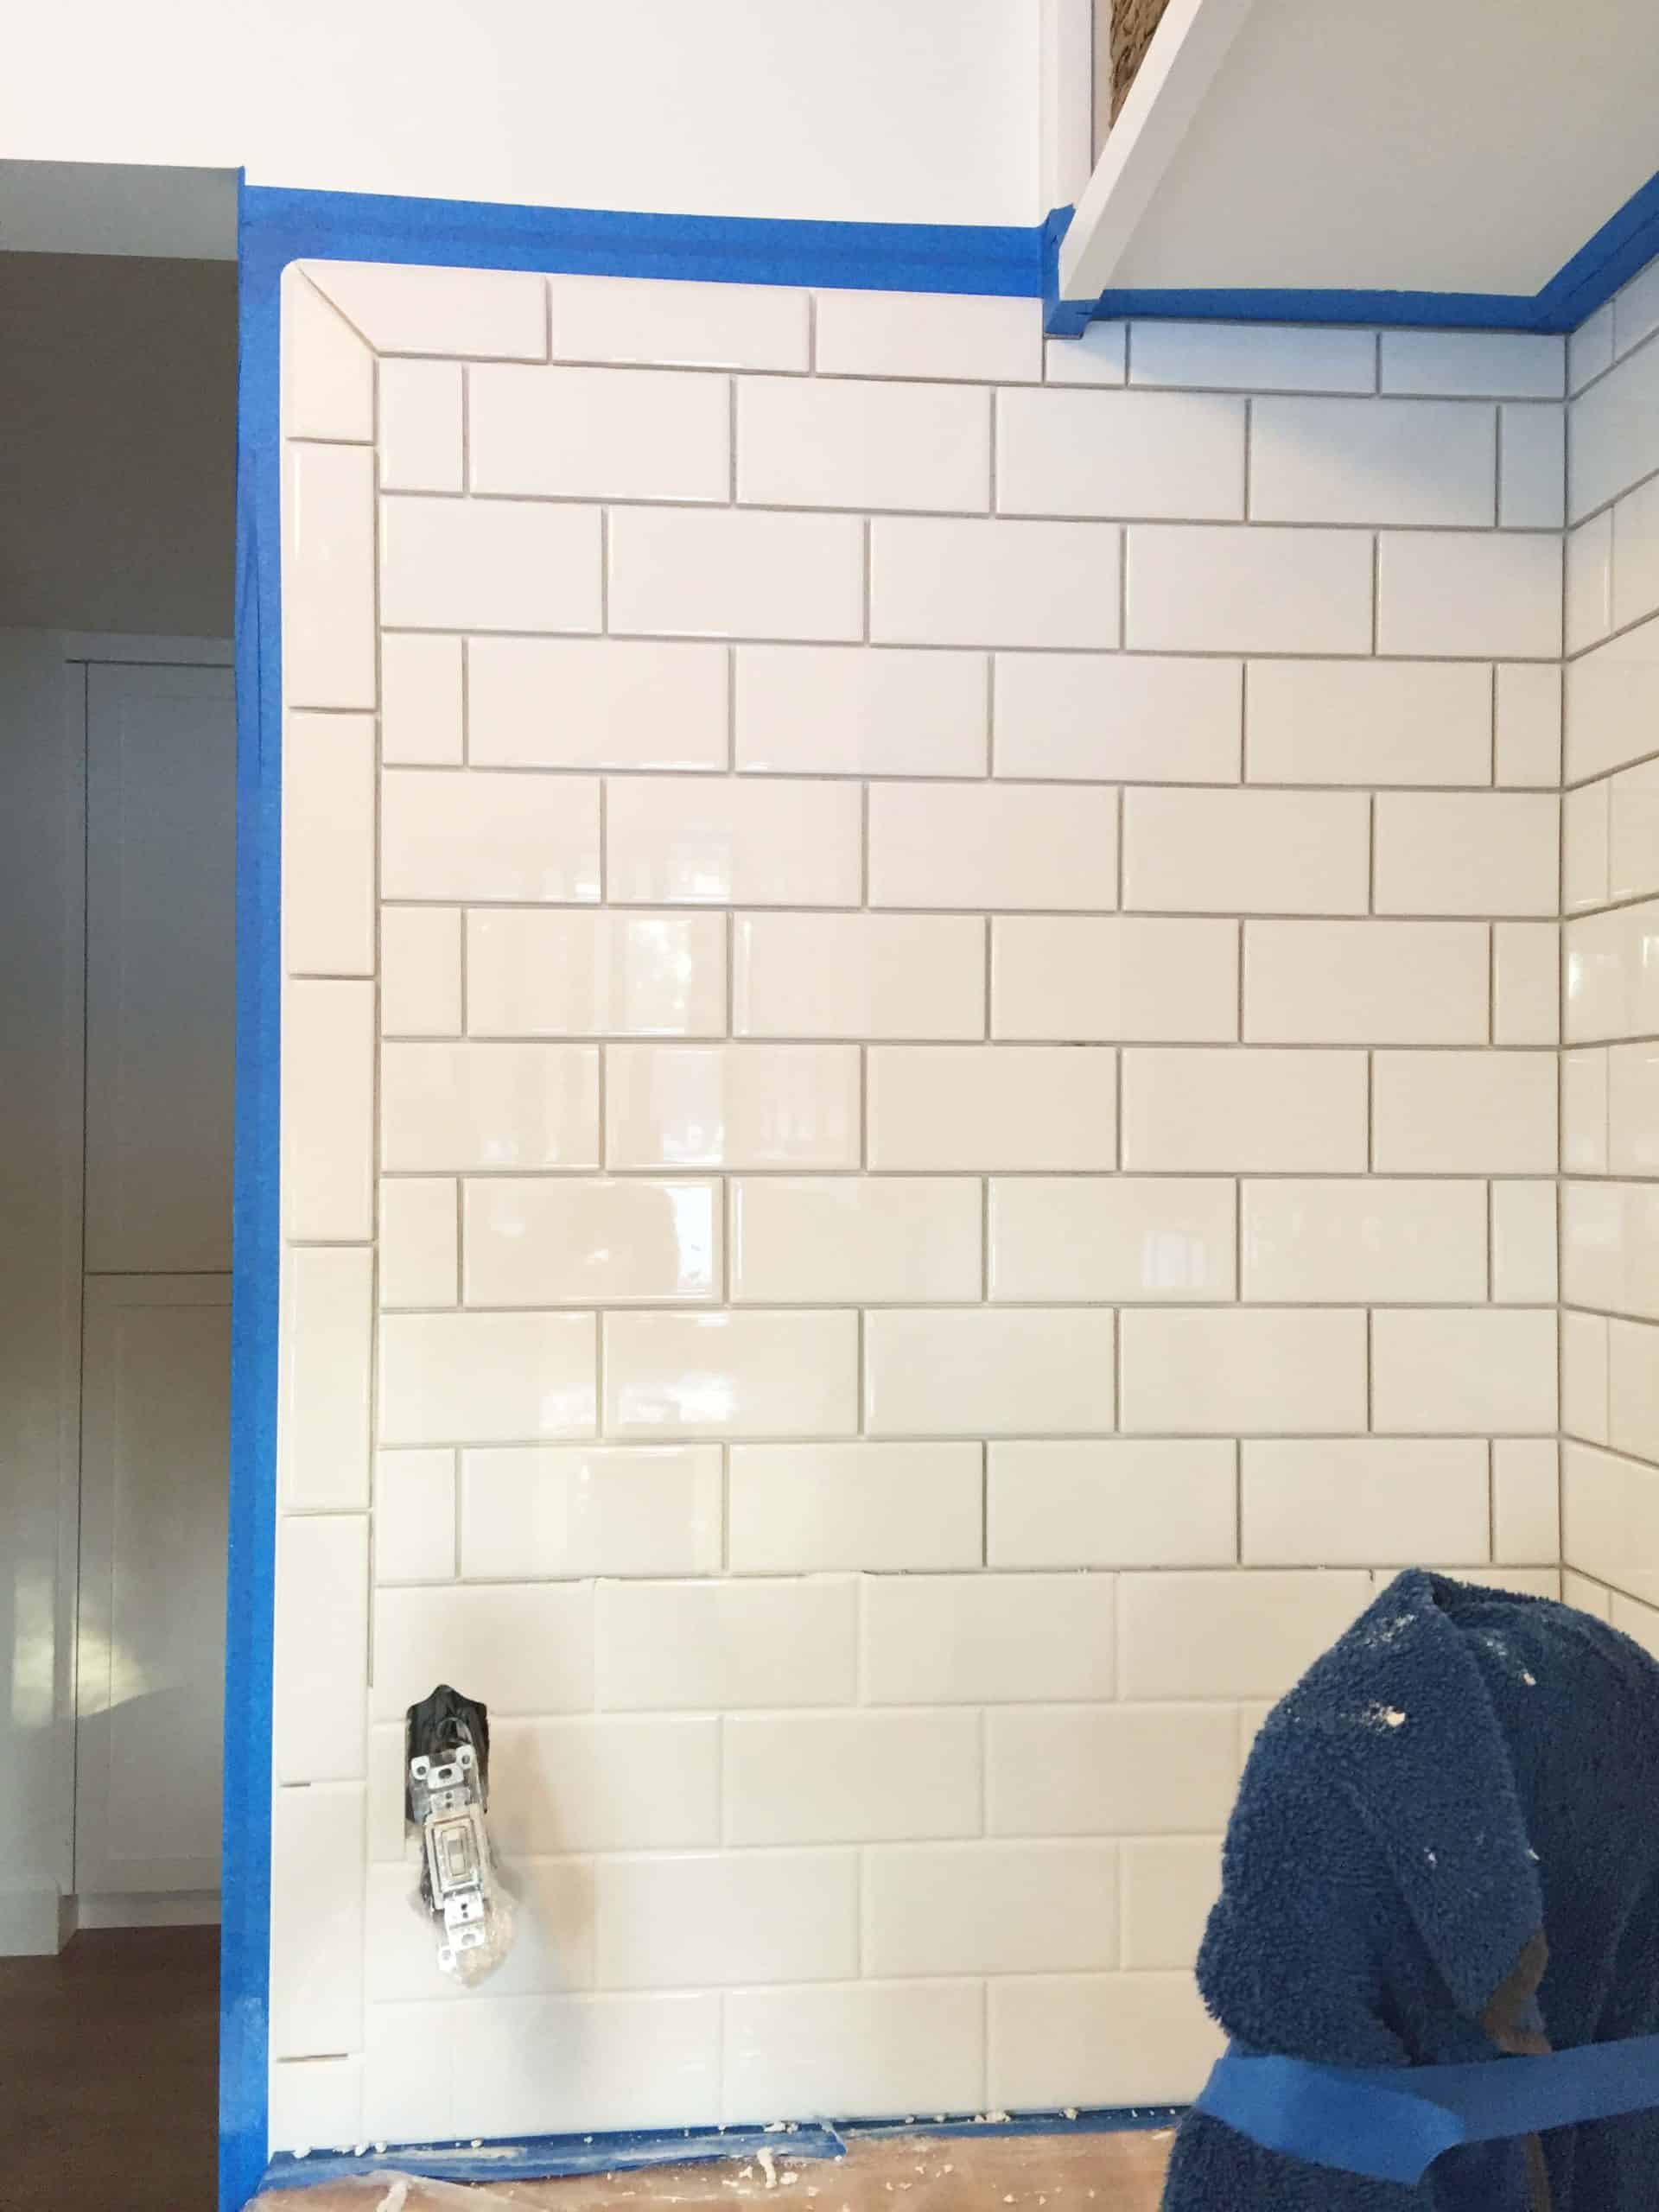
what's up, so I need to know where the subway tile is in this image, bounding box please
[735,645,988,777]
[380,907,462,1038]
[373,1448,457,1583]
[1122,1047,1367,1171]
[1241,1440,1490,1567]
[868,780,1118,910]
[365,1856,594,2004]
[378,359,463,492]
[468,638,728,772]
[380,1043,600,1172]
[738,375,990,511]
[605,1044,861,1169]
[1562,1569,1613,1619]
[1371,1308,1559,1433]
[1610,757,1659,904]
[360,2004,455,2145]
[863,1572,1116,1703]
[1494,663,1562,787]
[1570,333,1659,519]
[282,267,373,442]
[466,910,726,1039]
[304,260,548,358]
[996,387,1245,518]
[469,363,728,501]
[596,1576,857,1711]
[1611,1316,1659,1464]
[448,1992,720,2139]
[381,768,601,903]
[1119,1568,1371,1699]
[1493,920,1560,1046]
[461,1443,721,1581]
[596,1851,858,1991]
[550,275,808,370]
[1122,1838,1224,1971]
[1492,1439,1561,1567]
[380,495,601,632]
[1567,900,1659,1042]
[1376,531,1563,658]
[994,652,1242,783]
[871,516,1122,649]
[1567,511,1615,652]
[1122,787,1369,912]
[487,1714,721,1854]
[280,1249,373,1513]
[727,1442,982,1573]
[731,1177,982,1304]
[283,443,375,709]
[377,1311,597,1446]
[1371,1051,1557,1173]
[1610,1043,1659,1172]
[378,1177,459,1308]
[283,712,374,975]
[607,775,861,906]
[985,1704,1239,1838]
[371,1581,594,1720]
[1491,1179,1559,1304]
[1562,1047,1610,1173]
[1562,1182,1635,1318]
[1563,1441,1659,1611]
[1245,658,1493,787]
[1617,474,1659,635]
[1611,1588,1659,1651]
[1250,397,1495,526]
[1615,261,1659,362]
[1245,920,1490,1044]
[464,1178,719,1306]
[1127,524,1372,653]
[993,917,1239,1043]
[1379,330,1564,399]
[724,1980,986,2124]
[1569,302,1615,396]
[724,1710,982,1846]
[603,1309,858,1438]
[1045,321,1126,385]
[1374,792,1559,916]
[868,1842,1118,1976]
[814,287,1040,383]
[273,1515,368,1782]
[1242,1178,1486,1303]
[270,1783,365,2057]
[1129,320,1376,393]
[733,906,977,1043]
[1120,1308,1367,1434]
[269,2056,363,2156]
[868,1046,1116,1168]
[283,979,374,1239]
[988,1439,1237,1567]
[381,632,463,765]
[865,1307,1116,1437]
[607,506,864,641]
[989,1973,1223,2107]
[1500,404,1566,528]
[988,1177,1234,1301]
[1565,781,1611,912]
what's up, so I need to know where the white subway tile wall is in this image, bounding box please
[276,260,1576,2148]
[1564,265,1659,1635]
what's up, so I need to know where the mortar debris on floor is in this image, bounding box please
[247,2128,1174,2212]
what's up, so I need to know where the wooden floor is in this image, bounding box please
[0,1925,219,2211]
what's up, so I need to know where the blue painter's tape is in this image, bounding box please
[1196,2037,1659,2187]
[257,2126,848,2194]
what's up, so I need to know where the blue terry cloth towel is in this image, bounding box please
[1160,1570,1659,2212]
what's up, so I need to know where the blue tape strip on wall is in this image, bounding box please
[1197,2037,1659,2187]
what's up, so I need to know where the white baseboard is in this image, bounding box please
[0,1884,65,1955]
[71,1890,221,1931]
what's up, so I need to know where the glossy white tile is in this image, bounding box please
[871,516,1122,649]
[864,1307,1116,1436]
[726,1442,982,1573]
[868,1046,1116,1168]
[380,495,601,632]
[595,1577,857,1711]
[1122,1048,1367,1171]
[460,1445,721,1579]
[724,1711,982,1845]
[1241,1178,1487,1302]
[739,375,990,512]
[996,387,1245,519]
[1373,793,1559,916]
[1370,1308,1559,1433]
[604,1044,861,1169]
[1245,920,1490,1044]
[380,907,463,1037]
[381,768,601,903]
[464,1178,719,1306]
[866,1841,1119,1976]
[1127,524,1372,653]
[862,1573,1116,1703]
[814,288,1040,383]
[370,1580,594,1719]
[607,774,862,906]
[283,713,374,976]
[468,637,728,772]
[377,1311,597,1446]
[1371,1051,1557,1173]
[1241,1440,1490,1566]
[602,1309,858,1438]
[378,1177,460,1308]
[280,1246,373,1509]
[735,645,988,778]
[373,1448,457,1583]
[868,779,1118,911]
[988,1440,1236,1567]
[1117,1568,1370,1699]
[469,363,728,501]
[381,632,464,766]
[378,359,463,492]
[992,916,1239,1042]
[1377,531,1563,658]
[607,506,865,641]
[550,275,808,370]
[465,911,726,1039]
[1120,1309,1368,1434]
[988,1176,1234,1301]
[1245,658,1493,787]
[734,913,986,1039]
[1250,397,1495,526]
[283,443,375,709]
[985,1705,1238,1837]
[380,1042,600,1172]
[1122,786,1369,912]
[730,1176,982,1303]
[994,652,1242,784]
[283,979,375,1240]
[596,1850,858,1990]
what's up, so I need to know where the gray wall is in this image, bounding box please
[0,253,235,636]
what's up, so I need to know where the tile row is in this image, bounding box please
[1569,293,1659,519]
[361,643,1560,788]
[1563,1045,1659,1172]
[1563,1310,1659,1468]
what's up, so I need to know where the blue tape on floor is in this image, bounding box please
[257,2124,849,2193]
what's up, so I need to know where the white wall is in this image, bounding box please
[2,1,1041,225]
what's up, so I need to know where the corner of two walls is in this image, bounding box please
[1560,264,1659,1643]
[269,255,1586,2156]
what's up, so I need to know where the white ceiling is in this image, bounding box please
[1065,0,1659,304]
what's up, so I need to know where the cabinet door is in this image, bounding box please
[84,662,235,1274]
[75,1275,230,1897]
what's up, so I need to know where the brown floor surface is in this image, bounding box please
[0,1925,219,2212]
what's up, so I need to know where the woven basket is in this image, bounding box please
[1111,0,1174,118]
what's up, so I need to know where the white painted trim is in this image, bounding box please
[1058,0,1259,302]
[1040,0,1096,215]
[71,1891,221,1931]
[59,632,232,666]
